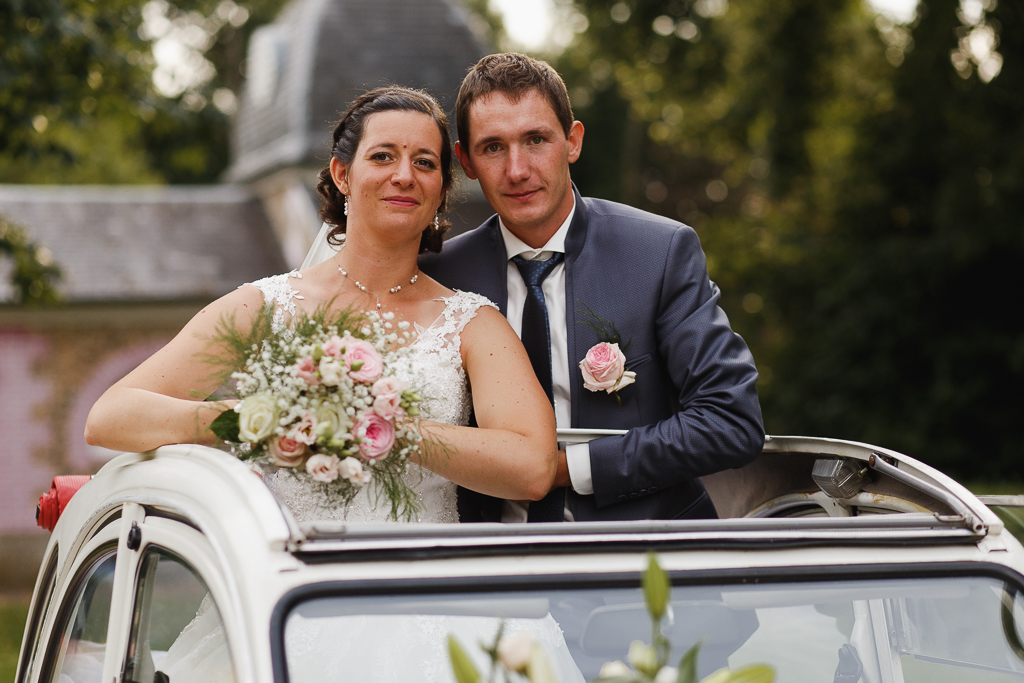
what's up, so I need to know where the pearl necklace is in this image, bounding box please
[337,255,419,311]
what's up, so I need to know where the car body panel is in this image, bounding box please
[17,437,1024,683]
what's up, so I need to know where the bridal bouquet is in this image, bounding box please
[208,304,425,520]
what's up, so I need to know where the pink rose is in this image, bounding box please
[293,356,318,384]
[579,342,636,393]
[269,435,307,467]
[355,413,395,460]
[371,379,408,419]
[288,412,318,445]
[305,453,340,483]
[372,376,408,396]
[338,457,372,486]
[322,334,345,359]
[345,339,383,383]
[373,392,404,420]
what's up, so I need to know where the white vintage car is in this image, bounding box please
[16,434,1024,683]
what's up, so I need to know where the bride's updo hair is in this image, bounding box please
[316,86,453,254]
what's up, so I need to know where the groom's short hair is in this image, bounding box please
[455,53,574,146]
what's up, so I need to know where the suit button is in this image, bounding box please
[618,495,626,501]
[630,492,638,499]
[649,487,658,493]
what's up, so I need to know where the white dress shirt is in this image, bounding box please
[498,199,594,523]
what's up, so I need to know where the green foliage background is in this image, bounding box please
[1,0,1021,480]
[556,0,1024,481]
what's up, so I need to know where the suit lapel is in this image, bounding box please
[563,187,590,428]
[476,216,511,315]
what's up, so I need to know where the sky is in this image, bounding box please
[492,0,921,49]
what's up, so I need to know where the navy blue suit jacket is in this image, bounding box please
[419,189,764,521]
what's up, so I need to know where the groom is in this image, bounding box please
[420,53,764,522]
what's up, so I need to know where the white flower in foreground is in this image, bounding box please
[627,641,658,675]
[497,631,533,672]
[238,392,278,442]
[598,660,631,679]
[654,666,679,683]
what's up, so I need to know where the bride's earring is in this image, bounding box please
[343,196,349,216]
[433,213,440,230]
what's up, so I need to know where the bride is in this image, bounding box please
[85,86,558,522]
[85,86,582,683]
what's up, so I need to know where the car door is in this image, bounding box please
[22,503,245,683]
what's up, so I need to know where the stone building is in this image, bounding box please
[0,0,488,588]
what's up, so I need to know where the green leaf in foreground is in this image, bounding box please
[643,552,670,621]
[720,664,775,683]
[677,642,700,683]
[447,636,480,683]
[209,408,240,442]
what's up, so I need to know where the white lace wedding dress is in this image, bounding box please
[181,272,583,683]
[251,271,486,524]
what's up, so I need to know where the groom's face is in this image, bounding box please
[456,89,584,248]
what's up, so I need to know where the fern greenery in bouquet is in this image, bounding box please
[206,303,425,520]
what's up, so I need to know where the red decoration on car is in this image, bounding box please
[36,476,92,531]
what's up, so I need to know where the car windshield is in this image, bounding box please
[282,573,1024,683]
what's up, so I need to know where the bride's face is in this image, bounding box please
[331,110,445,244]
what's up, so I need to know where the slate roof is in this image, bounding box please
[0,185,287,303]
[225,0,485,183]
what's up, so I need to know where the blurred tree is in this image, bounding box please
[0,0,289,185]
[771,0,1024,479]
[1,0,495,185]
[0,216,61,305]
[558,0,1023,479]
[0,0,163,183]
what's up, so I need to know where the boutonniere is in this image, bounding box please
[580,342,636,401]
[577,302,635,404]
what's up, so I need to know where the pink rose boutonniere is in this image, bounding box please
[580,342,636,402]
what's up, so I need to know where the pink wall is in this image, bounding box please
[0,332,170,535]
[0,331,56,534]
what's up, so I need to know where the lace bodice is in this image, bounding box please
[245,273,496,524]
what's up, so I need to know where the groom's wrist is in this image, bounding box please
[552,449,572,488]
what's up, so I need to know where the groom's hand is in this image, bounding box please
[553,449,572,489]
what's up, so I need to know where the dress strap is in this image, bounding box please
[243,271,304,335]
[418,290,498,356]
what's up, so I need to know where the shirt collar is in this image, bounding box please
[499,196,576,262]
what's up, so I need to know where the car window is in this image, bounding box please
[122,548,236,683]
[49,550,116,683]
[281,573,1024,683]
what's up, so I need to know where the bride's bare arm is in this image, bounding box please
[415,306,557,501]
[84,286,265,452]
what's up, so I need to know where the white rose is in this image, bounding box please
[238,393,278,442]
[497,632,533,672]
[319,358,345,386]
[315,402,352,444]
